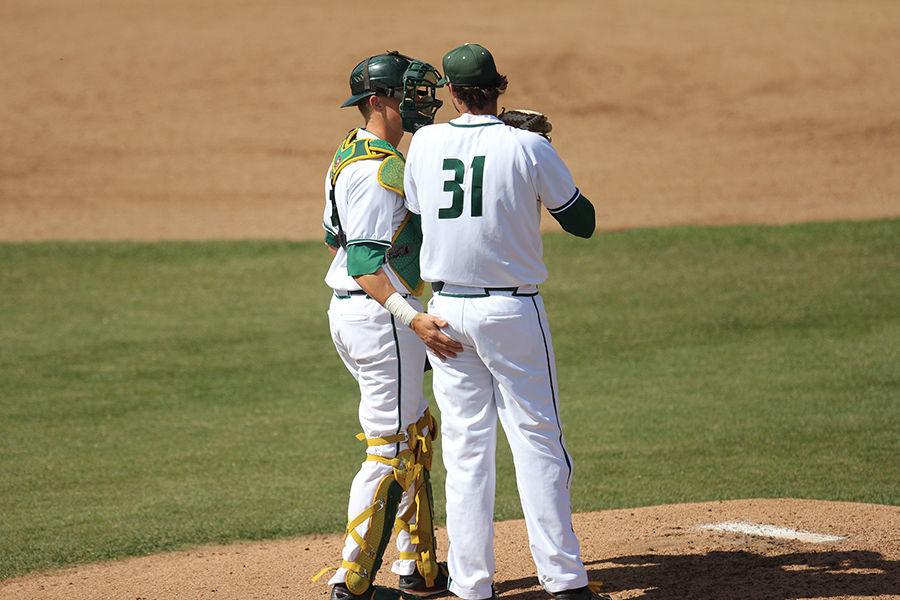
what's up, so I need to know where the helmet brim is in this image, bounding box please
[340,91,375,108]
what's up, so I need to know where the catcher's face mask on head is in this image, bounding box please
[399,60,444,133]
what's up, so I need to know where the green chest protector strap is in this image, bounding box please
[328,128,424,295]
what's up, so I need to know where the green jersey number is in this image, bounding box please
[439,156,486,219]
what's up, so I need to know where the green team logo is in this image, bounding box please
[439,155,486,219]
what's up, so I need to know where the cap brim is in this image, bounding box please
[340,91,375,108]
[438,76,504,88]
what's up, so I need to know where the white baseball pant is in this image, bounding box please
[427,285,588,600]
[326,293,431,585]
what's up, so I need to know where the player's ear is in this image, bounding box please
[447,85,461,114]
[369,95,384,113]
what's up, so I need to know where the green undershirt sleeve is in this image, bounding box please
[551,194,596,239]
[346,242,388,276]
[324,230,338,248]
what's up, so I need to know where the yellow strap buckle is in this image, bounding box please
[342,560,369,578]
[356,431,408,446]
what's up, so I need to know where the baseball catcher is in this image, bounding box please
[314,51,457,600]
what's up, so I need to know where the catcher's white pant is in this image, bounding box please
[427,285,588,600]
[326,294,430,585]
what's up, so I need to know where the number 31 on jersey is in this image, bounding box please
[440,155,486,219]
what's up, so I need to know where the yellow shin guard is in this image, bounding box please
[393,411,440,587]
[342,411,439,594]
[342,474,403,595]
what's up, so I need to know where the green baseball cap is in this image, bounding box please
[438,43,504,87]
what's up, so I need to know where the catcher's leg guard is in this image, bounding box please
[393,411,440,587]
[342,472,404,596]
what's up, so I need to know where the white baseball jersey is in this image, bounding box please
[404,113,580,287]
[323,128,408,293]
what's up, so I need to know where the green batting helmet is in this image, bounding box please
[341,50,444,133]
[341,51,409,108]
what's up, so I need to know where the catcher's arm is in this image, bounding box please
[353,266,463,360]
[324,229,339,256]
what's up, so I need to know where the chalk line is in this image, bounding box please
[698,521,845,543]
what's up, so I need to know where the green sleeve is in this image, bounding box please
[551,194,595,239]
[324,230,338,248]
[346,242,387,276]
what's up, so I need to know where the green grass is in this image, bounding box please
[1,220,898,579]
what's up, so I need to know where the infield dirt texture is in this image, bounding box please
[1,1,899,599]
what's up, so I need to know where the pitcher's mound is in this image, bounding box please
[1,499,897,600]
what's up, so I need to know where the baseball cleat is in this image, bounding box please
[397,562,449,597]
[330,583,414,600]
[551,585,612,600]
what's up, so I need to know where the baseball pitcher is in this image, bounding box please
[403,44,607,600]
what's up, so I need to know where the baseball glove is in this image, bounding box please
[498,108,552,141]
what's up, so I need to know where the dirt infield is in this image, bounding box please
[2,1,899,598]
[2,500,897,600]
[2,0,899,241]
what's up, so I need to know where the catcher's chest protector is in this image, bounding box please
[329,129,425,295]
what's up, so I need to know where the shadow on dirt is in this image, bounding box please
[494,550,899,599]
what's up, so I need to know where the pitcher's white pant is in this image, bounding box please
[428,286,588,600]
[327,294,430,585]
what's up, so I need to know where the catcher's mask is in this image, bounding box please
[341,51,444,133]
[398,59,443,132]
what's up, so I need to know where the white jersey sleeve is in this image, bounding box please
[340,161,397,248]
[520,134,580,212]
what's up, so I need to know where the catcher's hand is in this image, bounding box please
[498,108,552,141]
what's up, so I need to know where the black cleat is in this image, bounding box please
[552,585,612,600]
[331,583,413,600]
[397,562,449,597]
